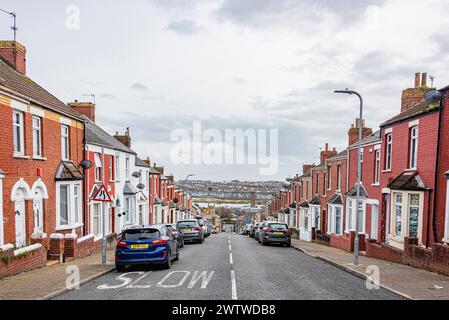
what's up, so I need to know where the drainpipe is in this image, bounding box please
[429,97,444,246]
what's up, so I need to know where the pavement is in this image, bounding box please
[0,249,115,300]
[290,239,449,300]
[54,233,401,300]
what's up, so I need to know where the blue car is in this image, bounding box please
[115,225,179,271]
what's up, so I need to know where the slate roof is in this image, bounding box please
[348,130,381,149]
[0,58,82,120]
[283,208,290,214]
[309,196,321,205]
[346,184,368,198]
[289,202,297,209]
[153,197,162,205]
[328,149,348,161]
[381,101,439,127]
[123,182,138,195]
[313,163,326,170]
[388,171,426,191]
[135,157,151,167]
[55,161,84,181]
[328,193,343,205]
[84,117,136,154]
[299,201,309,208]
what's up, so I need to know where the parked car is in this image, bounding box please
[177,219,204,243]
[166,224,184,248]
[206,221,212,236]
[195,217,209,237]
[249,223,259,238]
[254,222,266,241]
[115,225,179,271]
[243,224,253,235]
[258,222,291,247]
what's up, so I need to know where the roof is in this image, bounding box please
[328,193,343,205]
[0,58,82,120]
[328,149,348,161]
[283,208,290,214]
[348,130,381,149]
[381,101,439,127]
[84,117,136,154]
[153,197,162,205]
[388,171,427,191]
[123,182,138,195]
[346,184,367,198]
[299,201,309,208]
[312,163,326,170]
[55,161,84,181]
[289,202,297,209]
[135,157,151,168]
[301,171,311,178]
[309,196,320,205]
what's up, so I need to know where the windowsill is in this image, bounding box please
[56,223,84,231]
[382,169,392,173]
[14,154,30,159]
[405,168,417,172]
[33,156,47,161]
[371,183,380,187]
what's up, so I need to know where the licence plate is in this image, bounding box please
[273,232,284,235]
[131,244,149,249]
[183,229,192,232]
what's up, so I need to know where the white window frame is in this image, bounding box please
[61,125,70,160]
[337,164,341,191]
[385,133,392,171]
[345,198,366,234]
[94,153,102,182]
[115,154,121,182]
[32,116,42,157]
[13,110,25,156]
[393,192,402,238]
[327,166,332,190]
[125,157,130,181]
[409,126,418,169]
[374,149,380,185]
[109,156,114,181]
[124,196,135,225]
[56,181,82,230]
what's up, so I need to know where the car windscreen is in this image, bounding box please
[122,228,160,241]
[177,221,197,228]
[268,223,288,230]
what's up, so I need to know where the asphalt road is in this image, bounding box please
[55,232,402,300]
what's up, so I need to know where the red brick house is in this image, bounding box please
[0,41,85,248]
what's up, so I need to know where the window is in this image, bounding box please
[314,207,320,230]
[327,166,332,190]
[393,193,402,237]
[409,126,418,169]
[61,125,70,160]
[32,116,42,157]
[109,156,114,180]
[335,206,342,234]
[92,203,101,236]
[138,204,144,225]
[153,176,157,195]
[374,149,380,184]
[59,185,69,226]
[306,181,309,199]
[74,185,80,223]
[408,194,419,238]
[385,133,392,170]
[115,155,120,181]
[316,173,319,195]
[337,165,341,191]
[323,173,327,195]
[347,200,353,231]
[13,111,24,155]
[125,157,130,180]
[94,153,102,182]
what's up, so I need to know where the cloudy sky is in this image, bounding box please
[1,0,449,181]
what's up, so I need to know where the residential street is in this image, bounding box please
[55,233,401,300]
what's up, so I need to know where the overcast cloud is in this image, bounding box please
[1,0,449,181]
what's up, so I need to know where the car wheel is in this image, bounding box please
[116,265,126,272]
[164,252,172,269]
[285,242,291,247]
[261,240,267,246]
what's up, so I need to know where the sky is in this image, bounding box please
[1,0,449,181]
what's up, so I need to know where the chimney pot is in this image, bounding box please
[0,41,27,75]
[422,72,428,87]
[414,72,421,88]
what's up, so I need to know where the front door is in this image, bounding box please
[15,191,26,248]
[371,204,379,240]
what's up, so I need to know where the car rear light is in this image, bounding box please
[116,241,128,247]
[285,229,291,235]
[194,227,201,231]
[152,239,167,245]
[263,227,272,232]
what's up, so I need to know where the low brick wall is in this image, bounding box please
[403,238,449,276]
[365,239,403,264]
[64,233,115,260]
[315,230,330,243]
[0,243,47,279]
[330,231,366,252]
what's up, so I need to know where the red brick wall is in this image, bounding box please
[330,231,366,252]
[0,245,47,279]
[365,239,403,264]
[0,100,84,246]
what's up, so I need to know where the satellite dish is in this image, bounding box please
[80,159,92,170]
[173,198,179,204]
[137,183,145,190]
[132,171,141,178]
[425,90,442,103]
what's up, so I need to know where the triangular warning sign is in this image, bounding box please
[93,185,112,202]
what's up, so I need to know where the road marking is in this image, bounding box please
[156,271,191,288]
[229,244,232,251]
[188,271,215,289]
[229,253,233,265]
[230,270,238,300]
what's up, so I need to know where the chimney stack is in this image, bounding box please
[114,128,132,148]
[320,143,337,163]
[0,41,26,75]
[143,157,151,166]
[302,164,314,174]
[401,72,433,113]
[348,118,373,146]
[68,100,96,122]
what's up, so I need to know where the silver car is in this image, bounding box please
[177,219,204,244]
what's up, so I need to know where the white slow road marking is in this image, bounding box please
[228,234,238,300]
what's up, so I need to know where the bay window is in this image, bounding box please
[408,194,419,237]
[345,198,366,234]
[393,193,403,237]
[57,181,82,229]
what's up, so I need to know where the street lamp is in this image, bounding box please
[334,89,363,266]
[185,174,195,181]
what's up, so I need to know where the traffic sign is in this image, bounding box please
[93,185,112,202]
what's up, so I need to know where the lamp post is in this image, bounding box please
[334,89,363,266]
